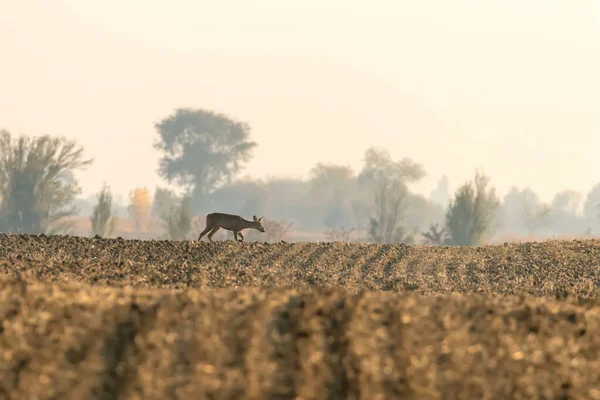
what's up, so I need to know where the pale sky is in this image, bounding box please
[0,0,598,205]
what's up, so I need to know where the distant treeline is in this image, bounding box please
[1,107,599,244]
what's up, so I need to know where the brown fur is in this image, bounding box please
[197,213,265,242]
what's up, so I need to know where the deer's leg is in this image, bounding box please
[237,231,244,242]
[197,225,212,241]
[207,226,220,242]
[233,231,240,242]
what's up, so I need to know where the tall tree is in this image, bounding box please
[445,170,500,246]
[0,130,92,233]
[359,147,426,244]
[153,108,257,211]
[90,182,116,237]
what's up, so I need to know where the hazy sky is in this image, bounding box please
[1,0,598,205]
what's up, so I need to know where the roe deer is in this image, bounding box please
[197,213,265,242]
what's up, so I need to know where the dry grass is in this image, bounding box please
[0,234,599,399]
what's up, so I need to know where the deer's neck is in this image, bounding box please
[241,218,254,228]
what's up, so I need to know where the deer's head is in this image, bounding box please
[253,215,265,232]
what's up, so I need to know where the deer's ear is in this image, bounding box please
[258,216,263,222]
[253,215,257,221]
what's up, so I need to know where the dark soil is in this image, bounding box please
[0,234,598,298]
[0,234,599,399]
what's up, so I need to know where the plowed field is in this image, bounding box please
[1,234,600,399]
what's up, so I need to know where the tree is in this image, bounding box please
[402,192,446,235]
[422,223,451,246]
[309,163,356,202]
[358,147,426,244]
[308,163,357,228]
[0,130,93,234]
[502,187,551,237]
[90,182,116,237]
[445,170,500,246]
[263,178,315,230]
[551,190,582,216]
[583,183,600,232]
[548,190,587,237]
[209,177,270,219]
[521,190,551,237]
[153,108,257,212]
[162,196,193,240]
[428,174,451,209]
[128,187,152,231]
[151,187,179,218]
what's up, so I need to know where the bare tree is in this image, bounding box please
[359,147,426,243]
[0,130,93,234]
[90,182,116,238]
[369,178,409,243]
[421,223,451,246]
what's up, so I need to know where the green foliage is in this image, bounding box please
[90,182,116,238]
[359,147,426,244]
[162,196,193,240]
[0,130,93,234]
[445,170,500,246]
[153,108,257,211]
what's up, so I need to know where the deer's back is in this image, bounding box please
[207,213,244,230]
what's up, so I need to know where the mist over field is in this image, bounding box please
[0,2,600,398]
[0,0,598,243]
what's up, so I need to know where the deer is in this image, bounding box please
[197,213,265,242]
